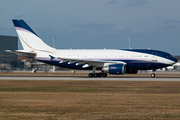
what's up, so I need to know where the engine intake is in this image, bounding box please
[102,64,126,74]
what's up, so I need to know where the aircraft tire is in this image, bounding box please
[94,73,98,77]
[98,73,102,77]
[151,73,155,78]
[103,73,107,77]
[89,73,94,77]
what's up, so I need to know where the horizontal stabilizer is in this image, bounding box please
[5,50,36,58]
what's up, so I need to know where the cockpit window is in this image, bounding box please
[165,55,171,58]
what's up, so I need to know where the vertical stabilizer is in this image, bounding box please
[12,19,54,51]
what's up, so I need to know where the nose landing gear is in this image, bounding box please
[151,69,156,78]
[151,73,156,78]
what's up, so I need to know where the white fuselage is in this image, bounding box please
[34,49,175,66]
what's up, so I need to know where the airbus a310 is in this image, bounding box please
[6,20,177,77]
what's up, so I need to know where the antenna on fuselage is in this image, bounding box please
[129,38,132,49]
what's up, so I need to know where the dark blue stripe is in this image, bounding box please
[122,49,171,58]
[37,59,170,71]
[12,19,38,37]
[122,49,177,62]
[122,49,167,55]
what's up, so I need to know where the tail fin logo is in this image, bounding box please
[12,19,54,51]
[12,20,38,37]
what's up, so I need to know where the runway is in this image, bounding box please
[0,76,180,81]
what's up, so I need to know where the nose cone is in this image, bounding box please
[166,57,178,66]
[172,57,178,64]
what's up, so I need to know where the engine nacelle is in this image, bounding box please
[102,64,126,74]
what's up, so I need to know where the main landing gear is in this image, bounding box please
[88,66,107,77]
[88,73,107,77]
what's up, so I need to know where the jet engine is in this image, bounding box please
[102,64,126,74]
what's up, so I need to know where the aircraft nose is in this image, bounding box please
[172,57,178,63]
[168,57,178,65]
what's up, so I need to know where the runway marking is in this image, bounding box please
[0,77,180,81]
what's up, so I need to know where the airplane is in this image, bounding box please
[6,19,178,78]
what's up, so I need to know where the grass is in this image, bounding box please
[0,80,180,119]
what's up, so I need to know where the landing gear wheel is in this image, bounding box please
[89,73,94,77]
[151,73,155,78]
[98,73,102,77]
[94,73,98,77]
[88,73,107,77]
[102,73,107,77]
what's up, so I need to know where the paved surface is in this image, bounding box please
[0,76,180,81]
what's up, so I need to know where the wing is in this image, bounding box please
[57,57,126,68]
[6,49,126,68]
